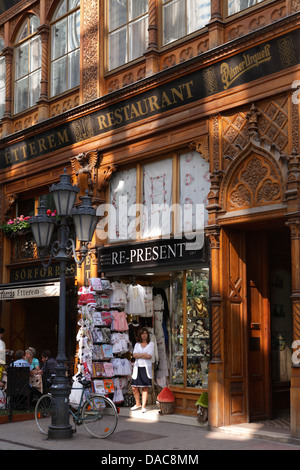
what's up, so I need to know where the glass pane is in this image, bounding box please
[30,36,41,72]
[170,272,184,387]
[68,49,80,89]
[109,0,127,31]
[163,0,185,45]
[0,38,4,52]
[228,0,256,15]
[68,10,80,51]
[109,27,127,70]
[142,159,173,238]
[129,0,148,20]
[15,42,29,79]
[53,0,67,20]
[29,15,40,34]
[14,76,28,113]
[18,21,29,41]
[51,56,67,96]
[51,18,67,60]
[186,269,210,388]
[187,0,210,34]
[179,151,210,234]
[29,69,41,107]
[129,16,148,61]
[108,168,137,241]
[0,88,5,119]
[69,0,80,10]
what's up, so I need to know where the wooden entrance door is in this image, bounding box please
[246,231,271,421]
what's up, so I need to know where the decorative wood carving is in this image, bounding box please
[70,149,101,198]
[227,154,282,211]
[4,193,18,216]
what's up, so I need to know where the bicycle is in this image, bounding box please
[35,377,118,438]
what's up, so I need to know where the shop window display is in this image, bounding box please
[170,268,210,389]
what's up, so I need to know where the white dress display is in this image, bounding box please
[127,284,146,315]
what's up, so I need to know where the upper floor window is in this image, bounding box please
[228,0,264,15]
[163,0,210,45]
[14,15,41,114]
[108,0,149,71]
[51,0,80,97]
[0,38,5,119]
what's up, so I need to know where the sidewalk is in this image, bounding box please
[0,405,300,451]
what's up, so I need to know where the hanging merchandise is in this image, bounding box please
[76,276,132,405]
[127,283,146,315]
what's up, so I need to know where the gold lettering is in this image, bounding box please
[106,112,116,127]
[27,269,32,279]
[136,101,148,116]
[114,108,123,125]
[38,138,47,152]
[19,145,28,160]
[147,95,160,112]
[57,130,69,145]
[29,142,37,155]
[4,151,11,164]
[11,148,19,161]
[182,80,194,98]
[47,135,56,149]
[171,87,184,102]
[129,103,140,119]
[161,91,172,107]
[97,115,108,130]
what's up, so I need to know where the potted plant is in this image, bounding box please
[1,210,58,238]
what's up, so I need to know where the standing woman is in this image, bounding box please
[131,328,154,413]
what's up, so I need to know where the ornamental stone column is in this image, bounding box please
[1,45,13,137]
[37,24,50,121]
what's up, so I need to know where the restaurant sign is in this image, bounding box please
[0,282,60,300]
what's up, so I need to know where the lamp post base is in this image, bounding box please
[48,363,73,440]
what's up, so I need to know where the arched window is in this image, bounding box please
[14,15,41,114]
[162,0,210,45]
[50,0,80,97]
[0,38,5,119]
[108,0,149,71]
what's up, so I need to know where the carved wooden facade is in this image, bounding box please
[0,0,299,435]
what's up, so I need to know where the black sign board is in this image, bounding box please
[98,237,208,273]
[9,261,76,283]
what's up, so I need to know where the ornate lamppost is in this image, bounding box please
[29,169,98,440]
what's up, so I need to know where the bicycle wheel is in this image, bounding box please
[81,395,118,438]
[35,394,52,435]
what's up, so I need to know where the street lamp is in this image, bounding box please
[29,168,98,440]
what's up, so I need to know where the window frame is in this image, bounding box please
[107,0,149,72]
[13,15,41,115]
[161,0,211,47]
[50,0,81,98]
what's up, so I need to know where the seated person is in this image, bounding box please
[12,350,30,368]
[41,350,57,393]
[25,349,43,395]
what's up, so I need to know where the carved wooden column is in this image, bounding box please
[37,24,50,121]
[206,170,224,427]
[285,150,300,438]
[81,0,99,102]
[145,0,159,77]
[1,45,13,137]
[208,0,224,49]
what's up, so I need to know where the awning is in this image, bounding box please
[0,280,60,300]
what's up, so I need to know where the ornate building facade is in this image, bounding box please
[0,0,299,436]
